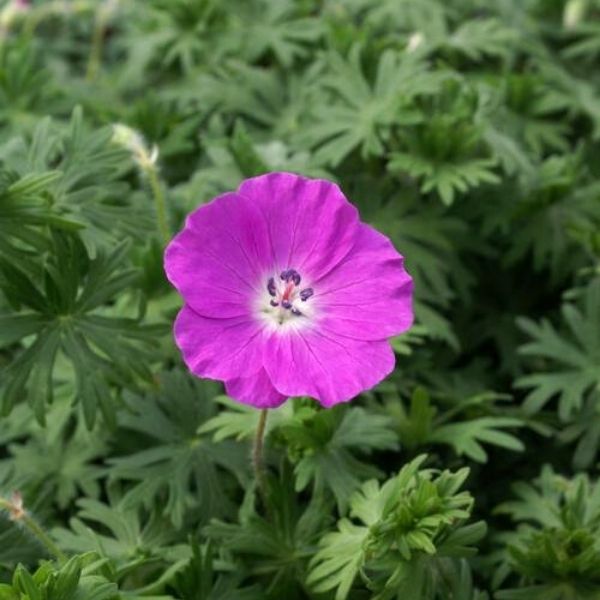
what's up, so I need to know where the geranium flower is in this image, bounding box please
[164,172,413,409]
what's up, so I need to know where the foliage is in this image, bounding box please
[495,467,600,599]
[516,277,600,421]
[0,0,599,598]
[108,371,248,528]
[385,387,526,463]
[308,455,485,600]
[0,554,120,600]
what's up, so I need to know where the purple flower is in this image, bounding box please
[164,172,413,409]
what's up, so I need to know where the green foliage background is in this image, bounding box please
[0,0,600,598]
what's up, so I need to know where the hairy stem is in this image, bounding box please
[0,496,66,563]
[252,409,270,514]
[86,8,107,81]
[147,166,170,245]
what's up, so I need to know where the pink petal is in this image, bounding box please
[164,192,272,318]
[264,329,395,407]
[237,172,359,280]
[313,224,414,340]
[225,368,287,408]
[174,305,267,381]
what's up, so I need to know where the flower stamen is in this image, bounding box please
[300,288,314,301]
[262,268,314,325]
[280,269,301,285]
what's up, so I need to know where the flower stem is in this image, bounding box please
[147,166,170,245]
[21,513,67,563]
[252,409,269,514]
[86,8,106,81]
[0,496,66,563]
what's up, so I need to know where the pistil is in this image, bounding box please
[264,268,315,323]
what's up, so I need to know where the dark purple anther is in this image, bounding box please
[280,269,301,285]
[281,299,292,309]
[267,277,276,296]
[291,307,302,316]
[300,288,314,301]
[270,300,279,307]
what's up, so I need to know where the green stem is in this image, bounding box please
[22,514,67,563]
[147,166,170,245]
[86,7,107,81]
[0,497,66,563]
[252,409,269,514]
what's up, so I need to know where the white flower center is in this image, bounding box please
[258,268,315,328]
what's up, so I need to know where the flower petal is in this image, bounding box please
[264,329,395,407]
[314,224,413,340]
[238,172,359,280]
[174,305,267,381]
[225,368,287,408]
[165,192,272,318]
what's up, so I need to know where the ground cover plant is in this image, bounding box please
[1,0,600,598]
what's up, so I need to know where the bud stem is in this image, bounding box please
[86,7,106,80]
[0,496,66,563]
[147,165,170,245]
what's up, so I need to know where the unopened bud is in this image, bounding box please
[407,32,425,53]
[563,0,587,29]
[112,123,159,170]
[0,0,30,33]
[8,491,25,522]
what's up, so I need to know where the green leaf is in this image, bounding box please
[6,171,62,197]
[297,48,440,166]
[0,233,162,427]
[0,314,48,348]
[13,565,41,600]
[309,456,479,600]
[389,153,499,206]
[516,278,600,420]
[207,465,329,599]
[46,555,82,599]
[430,417,524,463]
[444,19,519,61]
[279,405,398,511]
[109,371,247,527]
[496,467,600,597]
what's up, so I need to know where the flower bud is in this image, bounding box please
[8,491,24,522]
[0,0,30,35]
[112,123,159,170]
[563,0,587,29]
[407,32,425,53]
